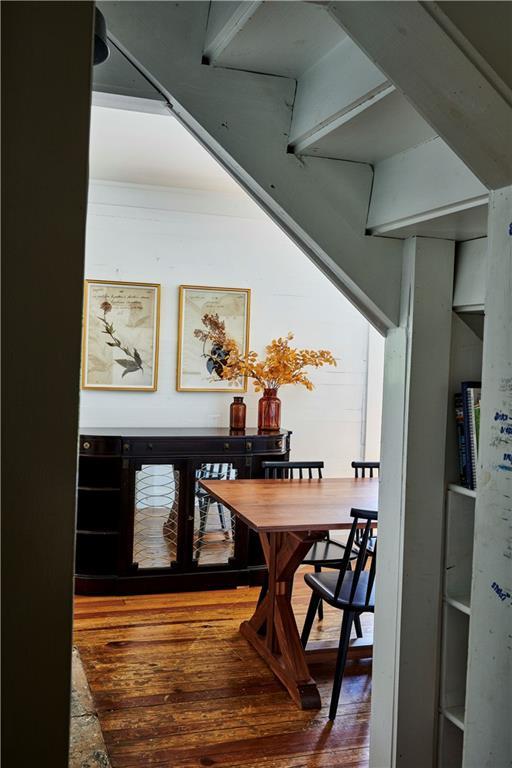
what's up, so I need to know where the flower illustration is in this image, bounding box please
[194,313,239,382]
[97,297,143,378]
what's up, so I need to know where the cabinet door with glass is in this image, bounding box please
[189,457,249,570]
[125,455,250,575]
[125,458,188,573]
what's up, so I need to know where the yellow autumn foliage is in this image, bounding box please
[222,332,336,392]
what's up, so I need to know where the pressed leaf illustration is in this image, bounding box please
[194,313,239,382]
[98,299,144,377]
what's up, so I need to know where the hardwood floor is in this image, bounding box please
[73,570,373,768]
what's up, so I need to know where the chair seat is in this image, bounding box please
[304,570,375,611]
[302,539,357,566]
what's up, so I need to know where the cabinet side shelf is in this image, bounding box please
[78,486,121,492]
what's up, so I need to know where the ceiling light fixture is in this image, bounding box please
[94,8,109,66]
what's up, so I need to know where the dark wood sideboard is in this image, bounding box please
[75,428,291,595]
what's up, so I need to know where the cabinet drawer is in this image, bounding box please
[249,435,286,454]
[124,435,288,457]
[124,437,248,456]
[80,436,121,456]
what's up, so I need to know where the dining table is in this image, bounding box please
[199,476,378,710]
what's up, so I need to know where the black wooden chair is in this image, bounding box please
[260,461,362,636]
[194,463,236,559]
[351,461,379,556]
[351,460,380,478]
[301,508,377,720]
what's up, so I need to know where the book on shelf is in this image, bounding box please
[454,393,467,487]
[455,381,481,490]
[467,386,481,489]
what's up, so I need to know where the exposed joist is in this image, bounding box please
[292,85,394,156]
[289,36,390,148]
[203,1,262,66]
[327,0,512,190]
[368,137,488,234]
[99,1,403,332]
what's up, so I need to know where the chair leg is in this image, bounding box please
[314,564,324,621]
[301,591,321,648]
[217,502,226,529]
[354,614,363,639]
[195,500,208,560]
[329,610,355,720]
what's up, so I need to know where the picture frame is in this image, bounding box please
[82,279,160,391]
[177,285,251,392]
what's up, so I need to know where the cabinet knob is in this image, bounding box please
[147,443,153,450]
[276,439,283,448]
[82,441,90,450]
[246,441,253,451]
[123,443,130,452]
[224,442,230,450]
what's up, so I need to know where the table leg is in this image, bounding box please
[239,530,323,709]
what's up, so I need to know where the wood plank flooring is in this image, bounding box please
[73,570,373,768]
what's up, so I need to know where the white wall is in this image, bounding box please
[364,325,385,461]
[80,180,384,476]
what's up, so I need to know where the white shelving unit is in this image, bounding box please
[438,488,474,764]
[438,241,484,767]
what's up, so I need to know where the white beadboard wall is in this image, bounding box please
[80,180,384,477]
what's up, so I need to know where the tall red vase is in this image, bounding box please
[258,388,281,431]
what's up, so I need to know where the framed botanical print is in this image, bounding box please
[177,285,251,392]
[82,280,160,391]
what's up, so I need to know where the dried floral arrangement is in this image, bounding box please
[193,313,239,381]
[194,315,336,391]
[223,333,336,391]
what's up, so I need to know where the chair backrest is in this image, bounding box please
[261,460,323,480]
[351,460,380,479]
[334,508,378,608]
[196,463,237,481]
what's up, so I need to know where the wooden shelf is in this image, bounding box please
[445,594,471,616]
[448,484,476,499]
[442,705,465,732]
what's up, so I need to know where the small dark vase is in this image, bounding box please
[230,396,246,431]
[258,388,281,432]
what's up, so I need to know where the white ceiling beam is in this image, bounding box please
[99,1,403,332]
[292,85,394,156]
[289,36,391,150]
[203,1,262,66]
[92,91,170,116]
[327,1,512,190]
[368,137,488,234]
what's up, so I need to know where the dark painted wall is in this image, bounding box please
[2,3,93,765]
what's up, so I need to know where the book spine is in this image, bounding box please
[454,393,467,487]
[468,387,482,490]
[462,384,474,489]
[461,381,482,491]
[468,389,477,490]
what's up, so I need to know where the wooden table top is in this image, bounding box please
[199,477,378,532]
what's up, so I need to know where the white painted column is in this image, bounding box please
[370,237,455,768]
[463,187,512,768]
